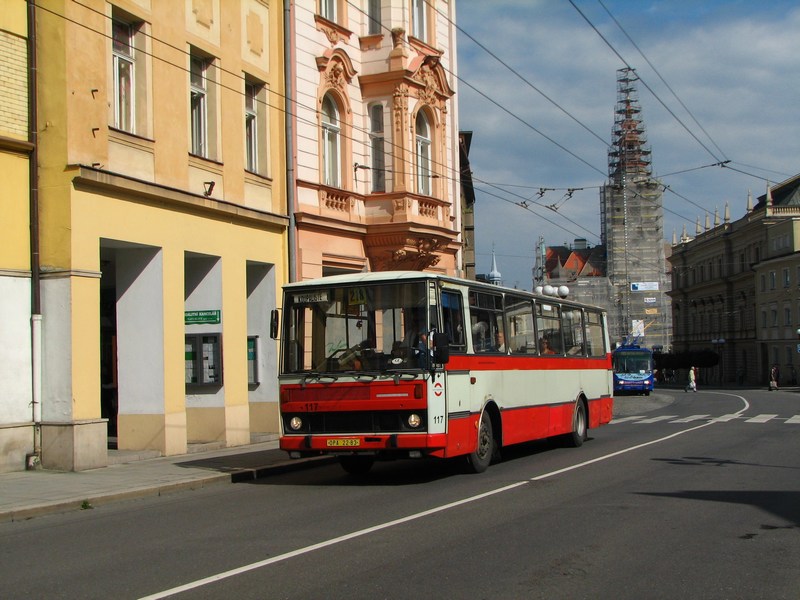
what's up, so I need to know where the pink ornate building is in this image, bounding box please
[288,0,462,279]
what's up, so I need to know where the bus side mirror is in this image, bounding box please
[270,309,279,339]
[432,331,450,364]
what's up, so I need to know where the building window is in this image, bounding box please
[320,0,336,22]
[761,310,767,329]
[245,82,257,172]
[412,0,427,41]
[244,79,267,175]
[760,274,766,292]
[415,110,432,195]
[770,271,776,290]
[785,305,792,326]
[112,20,135,133]
[369,104,385,192]
[321,94,341,188]
[367,0,381,35]
[784,268,790,287]
[771,308,778,327]
[190,54,208,157]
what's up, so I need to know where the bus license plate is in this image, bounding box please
[327,439,360,447]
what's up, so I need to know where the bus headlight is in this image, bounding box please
[407,413,422,428]
[289,416,303,431]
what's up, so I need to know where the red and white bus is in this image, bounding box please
[275,271,613,474]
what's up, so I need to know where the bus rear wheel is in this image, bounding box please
[466,413,494,473]
[338,455,374,475]
[565,401,587,448]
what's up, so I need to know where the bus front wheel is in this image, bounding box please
[466,413,494,473]
[566,401,587,448]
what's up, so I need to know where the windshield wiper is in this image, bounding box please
[345,371,377,381]
[300,372,338,387]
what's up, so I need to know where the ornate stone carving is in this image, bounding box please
[418,63,439,107]
[316,50,358,98]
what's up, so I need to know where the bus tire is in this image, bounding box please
[566,401,587,448]
[338,455,374,475]
[466,412,494,473]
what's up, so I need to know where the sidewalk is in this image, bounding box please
[0,440,335,523]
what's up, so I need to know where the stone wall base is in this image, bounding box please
[41,420,108,471]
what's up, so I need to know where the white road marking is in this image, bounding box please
[786,415,800,424]
[745,414,778,423]
[635,415,679,423]
[138,394,751,600]
[670,414,710,423]
[711,414,741,422]
[609,416,645,424]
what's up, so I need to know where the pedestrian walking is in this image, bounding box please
[769,365,780,391]
[685,366,697,392]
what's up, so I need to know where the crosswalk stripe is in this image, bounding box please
[635,415,680,424]
[712,414,740,422]
[745,414,778,423]
[610,416,645,424]
[611,414,797,424]
[671,414,710,423]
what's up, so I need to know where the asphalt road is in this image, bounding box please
[1,387,798,599]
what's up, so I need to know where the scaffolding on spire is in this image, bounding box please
[608,67,652,182]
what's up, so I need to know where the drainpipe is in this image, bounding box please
[27,0,42,469]
[284,1,296,282]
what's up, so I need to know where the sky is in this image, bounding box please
[455,0,800,290]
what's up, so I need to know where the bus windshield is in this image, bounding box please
[282,281,431,374]
[613,350,652,374]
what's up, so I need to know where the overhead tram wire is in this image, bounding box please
[64,0,693,272]
[345,0,610,180]
[598,1,792,187]
[597,0,729,162]
[61,0,465,199]
[426,0,610,149]
[64,0,606,247]
[728,162,792,180]
[568,0,723,164]
[429,0,724,240]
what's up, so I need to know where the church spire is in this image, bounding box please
[488,246,502,286]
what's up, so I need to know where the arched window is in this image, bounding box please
[415,111,432,195]
[322,94,341,188]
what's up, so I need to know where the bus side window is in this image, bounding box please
[441,290,466,352]
[585,310,606,357]
[536,302,563,355]
[469,291,503,353]
[504,295,535,354]
[563,307,585,356]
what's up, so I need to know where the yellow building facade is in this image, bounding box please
[28,0,287,471]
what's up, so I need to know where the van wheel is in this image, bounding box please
[566,401,587,448]
[338,455,374,475]
[466,413,494,473]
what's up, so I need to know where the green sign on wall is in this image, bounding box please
[185,310,221,325]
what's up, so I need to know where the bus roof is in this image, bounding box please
[284,271,606,312]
